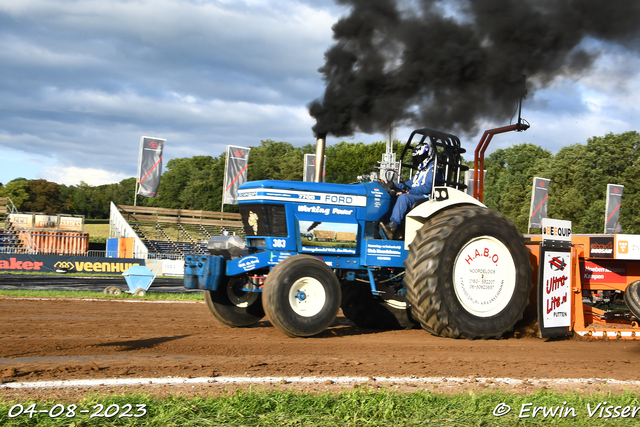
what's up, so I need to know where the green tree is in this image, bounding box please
[573,131,640,233]
[0,178,29,210]
[20,179,62,213]
[483,143,552,232]
[248,140,306,182]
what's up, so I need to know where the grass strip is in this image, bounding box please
[0,289,203,301]
[1,389,640,426]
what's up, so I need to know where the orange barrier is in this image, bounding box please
[18,230,89,256]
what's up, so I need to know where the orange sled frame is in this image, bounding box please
[526,234,640,339]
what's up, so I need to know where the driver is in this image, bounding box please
[380,143,435,239]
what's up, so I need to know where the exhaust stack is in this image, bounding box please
[314,134,326,183]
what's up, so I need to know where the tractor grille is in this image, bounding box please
[239,204,288,237]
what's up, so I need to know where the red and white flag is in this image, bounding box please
[223,146,250,204]
[528,177,550,229]
[137,136,165,197]
[605,184,624,233]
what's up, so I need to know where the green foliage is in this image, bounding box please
[484,143,552,231]
[248,140,308,182]
[0,178,29,210]
[148,155,226,211]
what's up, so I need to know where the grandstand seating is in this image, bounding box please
[0,197,23,253]
[116,205,244,259]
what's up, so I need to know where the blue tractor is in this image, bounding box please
[184,128,532,339]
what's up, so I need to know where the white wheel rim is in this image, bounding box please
[384,299,408,309]
[288,277,326,317]
[453,236,517,317]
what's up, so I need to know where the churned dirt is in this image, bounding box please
[2,296,640,399]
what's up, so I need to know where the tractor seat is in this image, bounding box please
[411,197,429,210]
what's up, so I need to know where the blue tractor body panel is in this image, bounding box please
[236,180,406,269]
[184,179,409,291]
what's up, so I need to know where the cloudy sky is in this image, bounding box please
[1,0,639,187]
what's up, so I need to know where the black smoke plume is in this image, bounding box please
[309,0,640,138]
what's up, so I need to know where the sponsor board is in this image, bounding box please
[589,236,614,259]
[363,240,406,267]
[0,254,144,274]
[580,261,627,284]
[34,214,58,230]
[615,234,640,260]
[8,214,33,228]
[366,242,403,258]
[162,260,185,277]
[541,218,571,242]
[59,216,84,232]
[541,251,571,328]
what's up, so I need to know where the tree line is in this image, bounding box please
[1,131,638,234]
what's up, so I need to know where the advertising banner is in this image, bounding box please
[0,254,144,274]
[588,236,614,259]
[303,154,326,182]
[615,234,640,260]
[540,250,571,329]
[528,177,550,229]
[580,260,627,285]
[34,214,58,230]
[222,145,250,205]
[541,218,572,243]
[604,184,624,233]
[8,214,33,229]
[137,136,166,197]
[464,169,486,196]
[162,259,185,277]
[59,216,84,232]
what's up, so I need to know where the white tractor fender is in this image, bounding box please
[404,187,486,249]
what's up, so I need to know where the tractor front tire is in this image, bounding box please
[405,206,532,339]
[263,255,341,337]
[204,276,265,327]
[341,282,416,330]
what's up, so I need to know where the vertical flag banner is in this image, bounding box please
[464,169,486,196]
[528,177,550,229]
[137,136,165,197]
[605,184,624,233]
[223,145,250,205]
[303,154,326,182]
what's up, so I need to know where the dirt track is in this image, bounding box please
[2,296,640,397]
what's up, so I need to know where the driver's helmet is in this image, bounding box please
[411,143,432,171]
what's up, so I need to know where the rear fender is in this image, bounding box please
[404,188,486,249]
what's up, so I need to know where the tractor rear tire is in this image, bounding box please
[624,281,640,319]
[263,255,341,337]
[341,282,416,330]
[204,276,265,327]
[405,205,532,339]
